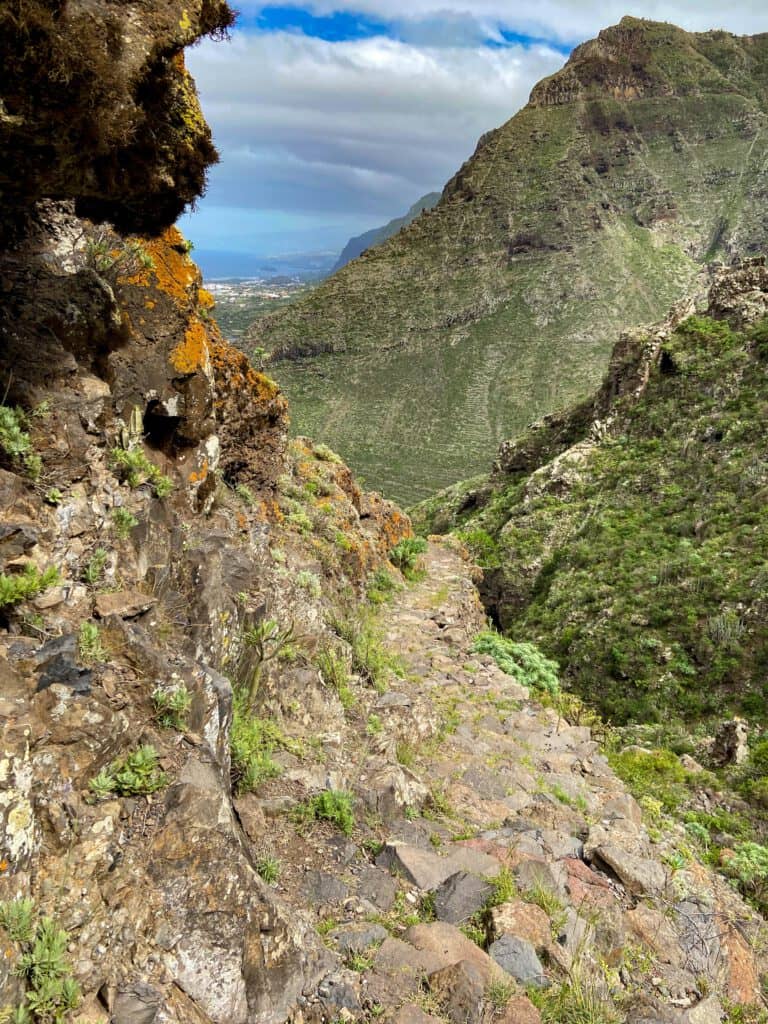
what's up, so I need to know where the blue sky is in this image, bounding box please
[181,1,768,265]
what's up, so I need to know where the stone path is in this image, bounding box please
[250,540,766,1024]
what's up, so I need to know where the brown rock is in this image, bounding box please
[625,905,683,967]
[94,590,155,620]
[499,995,544,1024]
[563,857,617,910]
[392,1006,443,1024]
[723,923,762,1005]
[490,900,552,951]
[405,922,506,985]
[428,960,486,1024]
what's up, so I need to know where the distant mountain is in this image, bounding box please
[250,18,768,504]
[332,193,442,271]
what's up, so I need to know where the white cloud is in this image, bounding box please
[187,31,564,248]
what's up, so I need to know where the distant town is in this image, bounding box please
[206,277,313,346]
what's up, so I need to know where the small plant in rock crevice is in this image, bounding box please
[78,622,107,665]
[111,507,138,539]
[255,854,281,884]
[89,745,168,799]
[81,548,108,585]
[0,899,80,1023]
[152,684,192,730]
[294,790,355,836]
[0,565,59,611]
[0,404,42,479]
[110,447,172,498]
[241,617,302,707]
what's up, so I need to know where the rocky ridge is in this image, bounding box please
[250,17,768,503]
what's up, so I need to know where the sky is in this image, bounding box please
[180,1,768,261]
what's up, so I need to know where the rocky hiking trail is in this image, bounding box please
[247,541,768,1024]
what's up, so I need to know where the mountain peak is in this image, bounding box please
[529,18,758,107]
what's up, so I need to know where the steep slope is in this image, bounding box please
[252,17,768,503]
[413,259,768,732]
[333,192,441,271]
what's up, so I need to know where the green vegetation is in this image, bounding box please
[241,618,299,706]
[0,899,35,943]
[473,631,560,696]
[255,854,281,884]
[366,567,402,605]
[294,790,355,836]
[388,537,428,579]
[0,565,59,611]
[486,866,518,908]
[0,405,41,479]
[441,314,768,730]
[0,901,80,1023]
[89,745,168,799]
[78,622,107,665]
[230,691,302,794]
[152,684,192,730]
[81,547,108,585]
[316,645,355,711]
[111,507,138,539]
[110,447,172,498]
[235,483,255,507]
[529,967,622,1024]
[331,611,402,692]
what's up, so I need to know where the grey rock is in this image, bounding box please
[302,870,349,905]
[675,901,721,975]
[357,864,397,911]
[34,634,92,694]
[489,935,548,988]
[329,923,388,954]
[434,872,493,925]
[317,973,361,1012]
[112,982,162,1024]
[592,843,666,896]
[685,995,725,1024]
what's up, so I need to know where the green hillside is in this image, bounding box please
[413,260,768,731]
[252,18,768,504]
[332,192,441,271]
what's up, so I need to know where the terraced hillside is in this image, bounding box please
[251,18,768,503]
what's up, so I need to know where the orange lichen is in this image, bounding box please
[120,226,199,309]
[188,458,209,484]
[198,287,215,310]
[209,339,285,409]
[172,319,210,375]
[145,299,156,310]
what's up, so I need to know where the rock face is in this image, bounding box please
[0,0,235,236]
[251,17,768,503]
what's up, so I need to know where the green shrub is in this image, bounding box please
[256,854,281,884]
[230,692,303,794]
[723,842,768,909]
[111,507,138,539]
[317,646,355,711]
[152,685,192,730]
[110,447,172,498]
[4,906,81,1024]
[366,567,402,605]
[296,570,322,599]
[241,618,299,706]
[0,898,35,944]
[81,548,108,585]
[608,746,691,813]
[472,631,560,695]
[89,745,168,799]
[0,565,59,610]
[314,443,343,464]
[0,405,41,479]
[332,613,401,692]
[389,537,428,578]
[78,622,106,665]
[236,484,255,507]
[295,790,355,836]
